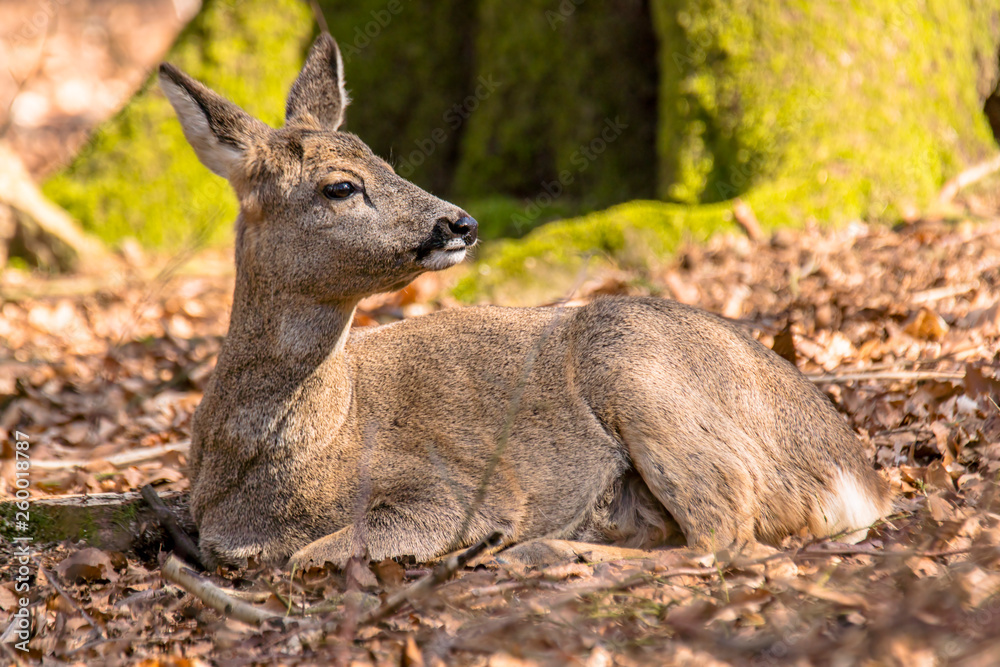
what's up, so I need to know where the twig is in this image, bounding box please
[910,282,978,305]
[307,0,330,34]
[31,440,190,470]
[140,483,204,570]
[264,566,302,615]
[733,198,763,242]
[938,154,1000,205]
[360,531,504,625]
[795,545,975,560]
[448,571,657,648]
[808,370,964,384]
[114,586,182,609]
[39,565,105,640]
[220,587,274,604]
[160,554,284,627]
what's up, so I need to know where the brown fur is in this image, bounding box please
[159,34,892,569]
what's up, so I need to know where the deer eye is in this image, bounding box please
[322,182,356,199]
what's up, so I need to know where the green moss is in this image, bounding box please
[1,500,66,544]
[463,194,577,240]
[0,495,159,549]
[455,199,735,304]
[652,0,1000,219]
[43,0,312,249]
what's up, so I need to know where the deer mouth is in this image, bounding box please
[416,232,475,270]
[420,238,471,270]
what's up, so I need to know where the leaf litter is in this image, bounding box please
[2,218,1000,665]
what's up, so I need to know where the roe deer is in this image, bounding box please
[160,33,892,569]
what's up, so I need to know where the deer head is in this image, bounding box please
[159,33,477,303]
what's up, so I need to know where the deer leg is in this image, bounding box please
[620,420,759,552]
[290,500,520,569]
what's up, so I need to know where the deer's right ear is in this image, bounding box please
[285,33,349,130]
[159,63,267,179]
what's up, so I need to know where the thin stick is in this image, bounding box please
[160,554,283,627]
[449,571,659,647]
[307,0,330,34]
[32,440,190,470]
[910,282,978,305]
[938,154,1000,204]
[808,370,964,384]
[39,565,105,639]
[360,531,504,625]
[795,545,975,560]
[140,483,205,570]
[733,198,763,242]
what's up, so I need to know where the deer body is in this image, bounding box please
[161,35,891,568]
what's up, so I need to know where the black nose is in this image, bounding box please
[448,216,478,242]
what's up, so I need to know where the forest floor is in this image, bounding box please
[2,217,1000,665]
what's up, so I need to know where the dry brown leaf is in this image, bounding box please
[372,558,406,590]
[55,547,119,584]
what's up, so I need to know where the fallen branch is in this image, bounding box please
[0,142,113,272]
[160,554,283,628]
[0,490,189,552]
[360,531,504,625]
[140,484,204,570]
[910,282,978,305]
[808,369,964,384]
[938,154,1000,205]
[39,565,105,640]
[31,440,191,470]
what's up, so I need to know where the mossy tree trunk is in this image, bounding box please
[457,0,1000,302]
[41,0,1000,269]
[652,0,1000,223]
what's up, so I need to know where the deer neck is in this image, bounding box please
[228,277,356,366]
[207,263,358,449]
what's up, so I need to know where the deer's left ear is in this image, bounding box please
[286,33,349,130]
[159,63,269,179]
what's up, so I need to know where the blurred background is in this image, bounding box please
[2,0,1000,301]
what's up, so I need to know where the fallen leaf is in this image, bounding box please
[56,548,119,583]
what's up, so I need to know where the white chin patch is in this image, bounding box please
[422,247,467,271]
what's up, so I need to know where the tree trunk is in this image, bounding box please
[0,142,111,272]
[459,0,1000,303]
[651,0,1000,221]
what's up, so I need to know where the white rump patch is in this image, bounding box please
[812,469,886,543]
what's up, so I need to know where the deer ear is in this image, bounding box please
[159,63,267,179]
[285,33,349,130]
